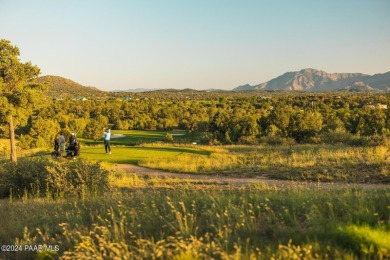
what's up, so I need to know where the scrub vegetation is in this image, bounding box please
[139,143,390,183]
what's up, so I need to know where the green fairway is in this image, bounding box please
[77,130,204,165]
[80,145,209,164]
[78,129,196,145]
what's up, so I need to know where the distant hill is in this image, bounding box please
[343,81,381,92]
[233,68,390,91]
[37,75,106,99]
[113,88,160,93]
[151,88,201,93]
[204,88,227,92]
[364,72,390,91]
[234,84,253,91]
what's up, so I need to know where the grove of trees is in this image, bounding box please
[0,90,388,149]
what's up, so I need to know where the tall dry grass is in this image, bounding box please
[139,144,390,182]
[1,180,389,259]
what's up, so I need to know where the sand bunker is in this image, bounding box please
[110,134,126,139]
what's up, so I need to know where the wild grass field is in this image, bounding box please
[140,143,390,183]
[0,169,389,259]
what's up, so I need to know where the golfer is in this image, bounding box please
[104,129,111,154]
[58,133,66,156]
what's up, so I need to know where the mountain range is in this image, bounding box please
[234,68,390,91]
[38,68,390,97]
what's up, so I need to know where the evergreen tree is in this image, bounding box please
[0,39,46,163]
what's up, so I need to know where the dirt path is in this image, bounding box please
[114,164,390,189]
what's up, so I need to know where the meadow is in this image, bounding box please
[0,171,389,259]
[139,144,390,183]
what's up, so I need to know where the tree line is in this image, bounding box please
[0,92,387,149]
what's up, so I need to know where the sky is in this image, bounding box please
[0,0,389,91]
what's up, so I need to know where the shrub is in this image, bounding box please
[237,135,258,145]
[306,136,323,144]
[0,157,110,199]
[32,136,48,148]
[258,136,295,146]
[18,134,34,149]
[0,156,50,198]
[164,133,173,142]
[200,133,212,145]
[364,135,390,147]
[46,159,110,198]
[345,135,367,146]
[321,130,353,144]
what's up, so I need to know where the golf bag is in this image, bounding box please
[66,141,80,158]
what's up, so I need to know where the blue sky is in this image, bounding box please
[1,0,389,90]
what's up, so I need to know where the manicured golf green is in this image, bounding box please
[80,145,209,164]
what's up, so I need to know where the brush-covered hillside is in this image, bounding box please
[36,75,106,99]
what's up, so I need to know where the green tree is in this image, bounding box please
[268,105,293,137]
[0,39,46,163]
[29,117,60,147]
[289,110,323,142]
[84,115,108,142]
[68,118,88,135]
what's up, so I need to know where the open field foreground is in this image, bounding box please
[0,171,389,259]
[0,152,389,259]
[2,130,390,258]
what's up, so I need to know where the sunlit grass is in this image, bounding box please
[1,181,389,259]
[0,138,47,160]
[79,144,210,165]
[337,225,390,256]
[139,144,390,182]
